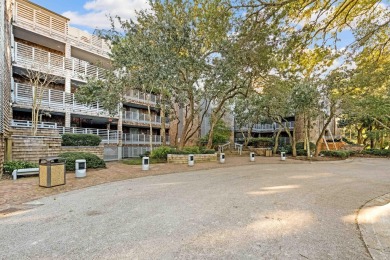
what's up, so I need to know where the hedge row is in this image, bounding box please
[150,146,215,160]
[3,161,39,174]
[321,150,354,159]
[248,137,274,147]
[361,149,390,157]
[62,133,102,146]
[58,152,106,171]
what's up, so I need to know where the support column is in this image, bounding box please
[6,138,12,161]
[65,112,71,128]
[117,103,123,160]
[64,43,72,126]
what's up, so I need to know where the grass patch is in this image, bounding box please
[122,158,167,165]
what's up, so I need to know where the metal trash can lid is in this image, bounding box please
[39,157,65,164]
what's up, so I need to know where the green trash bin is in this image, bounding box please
[39,157,66,188]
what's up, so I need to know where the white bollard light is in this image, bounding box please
[188,154,194,166]
[220,153,225,164]
[142,156,150,171]
[250,152,255,162]
[281,152,286,161]
[75,159,86,178]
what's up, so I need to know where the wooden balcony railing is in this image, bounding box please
[13,0,110,57]
[14,43,159,106]
[68,27,110,58]
[14,0,68,42]
[13,83,114,117]
[236,121,295,133]
[11,120,169,145]
[122,111,162,126]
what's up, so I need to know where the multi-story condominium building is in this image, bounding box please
[8,0,169,160]
[233,117,295,145]
[0,0,13,174]
[234,115,340,147]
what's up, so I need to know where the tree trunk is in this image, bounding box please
[206,113,217,149]
[279,120,294,156]
[305,117,310,158]
[356,126,364,144]
[174,118,179,146]
[315,111,335,156]
[273,128,282,154]
[179,95,194,149]
[369,125,374,149]
[147,103,153,151]
[160,100,166,146]
[207,122,216,149]
[32,86,38,136]
[292,128,297,157]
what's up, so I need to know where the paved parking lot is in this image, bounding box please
[1,158,389,259]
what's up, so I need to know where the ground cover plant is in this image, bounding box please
[361,149,390,157]
[320,150,354,159]
[62,133,102,146]
[59,152,106,171]
[3,161,39,174]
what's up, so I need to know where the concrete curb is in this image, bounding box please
[358,193,390,260]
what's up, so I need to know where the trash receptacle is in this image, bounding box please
[39,157,66,188]
[75,159,86,178]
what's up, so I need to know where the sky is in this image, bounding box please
[31,0,386,50]
[31,0,150,32]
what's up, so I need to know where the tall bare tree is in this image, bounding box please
[26,64,59,136]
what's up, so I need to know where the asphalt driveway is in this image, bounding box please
[1,158,389,259]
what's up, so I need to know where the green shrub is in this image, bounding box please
[342,137,354,145]
[279,145,292,154]
[296,142,316,151]
[321,150,352,159]
[183,146,201,154]
[151,146,216,159]
[3,161,39,174]
[122,158,167,165]
[139,151,151,159]
[296,149,307,156]
[362,149,390,157]
[62,133,102,146]
[150,146,175,159]
[202,149,216,154]
[58,152,106,171]
[248,137,274,147]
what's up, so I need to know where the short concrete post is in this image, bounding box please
[142,157,149,171]
[75,159,87,178]
[220,153,225,164]
[188,154,194,166]
[281,152,286,161]
[250,152,255,162]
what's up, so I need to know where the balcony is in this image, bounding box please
[14,43,159,107]
[123,133,169,145]
[122,111,162,127]
[253,121,295,132]
[13,83,114,118]
[13,0,110,57]
[236,121,295,133]
[11,120,169,145]
[68,27,110,58]
[124,89,160,107]
[13,0,68,42]
[14,42,107,81]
